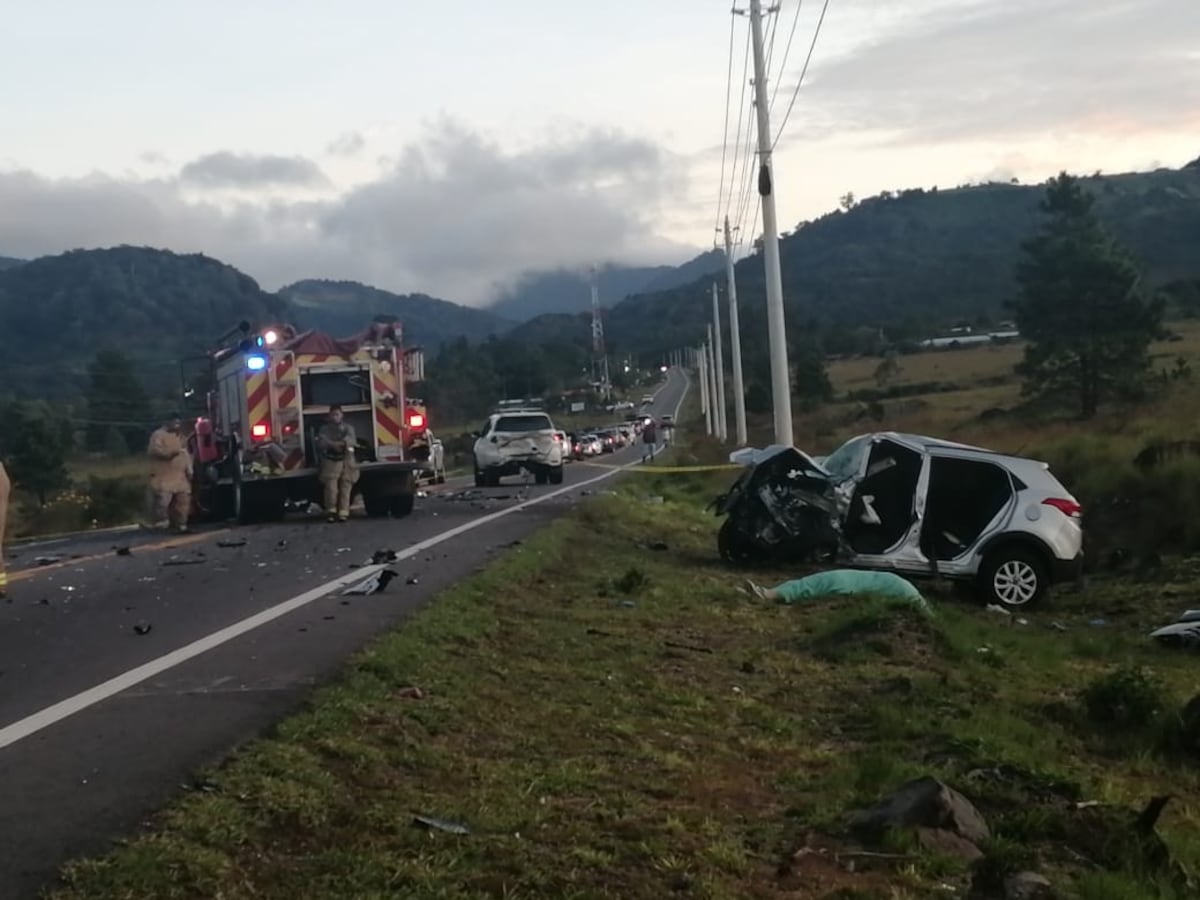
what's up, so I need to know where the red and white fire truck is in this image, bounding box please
[188,320,436,523]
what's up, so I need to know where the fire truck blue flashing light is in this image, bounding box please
[246,354,267,372]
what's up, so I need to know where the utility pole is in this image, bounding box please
[748,0,793,446]
[698,342,712,435]
[710,283,728,441]
[723,216,748,446]
[589,266,611,403]
[707,323,720,436]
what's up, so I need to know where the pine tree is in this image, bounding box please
[1011,173,1164,418]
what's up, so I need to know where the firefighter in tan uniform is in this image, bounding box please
[317,404,359,522]
[0,460,10,599]
[147,414,193,533]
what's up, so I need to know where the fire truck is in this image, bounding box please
[187,320,433,524]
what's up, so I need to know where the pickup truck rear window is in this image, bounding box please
[495,415,553,433]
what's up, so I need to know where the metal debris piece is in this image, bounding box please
[133,622,152,635]
[35,556,64,566]
[412,815,469,835]
[342,569,400,595]
[162,558,207,567]
[217,539,247,549]
[372,549,398,565]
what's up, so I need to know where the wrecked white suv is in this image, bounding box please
[473,410,565,487]
[715,432,1084,607]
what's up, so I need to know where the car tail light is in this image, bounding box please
[251,423,270,441]
[408,413,426,429]
[1043,497,1082,518]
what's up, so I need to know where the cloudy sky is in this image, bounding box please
[1,0,1196,306]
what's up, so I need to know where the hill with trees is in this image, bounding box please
[278,279,511,348]
[0,246,288,401]
[599,162,1200,358]
[0,255,23,271]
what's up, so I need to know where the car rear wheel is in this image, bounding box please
[549,465,564,485]
[978,547,1047,607]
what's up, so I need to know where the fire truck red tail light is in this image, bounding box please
[408,413,425,429]
[251,424,270,441]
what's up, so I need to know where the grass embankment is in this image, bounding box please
[51,441,1200,899]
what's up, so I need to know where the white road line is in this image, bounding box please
[0,373,690,752]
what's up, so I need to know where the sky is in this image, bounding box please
[1,0,1196,306]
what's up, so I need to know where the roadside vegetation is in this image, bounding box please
[48,432,1200,899]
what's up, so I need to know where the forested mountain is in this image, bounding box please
[488,250,723,321]
[278,279,511,348]
[0,256,24,271]
[599,162,1200,357]
[0,246,288,400]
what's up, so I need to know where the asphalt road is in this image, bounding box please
[0,370,690,900]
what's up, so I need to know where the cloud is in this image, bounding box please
[179,151,330,188]
[0,122,694,306]
[796,0,1200,145]
[326,131,366,157]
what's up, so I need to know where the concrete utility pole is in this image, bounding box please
[723,216,748,446]
[748,0,793,446]
[698,342,713,435]
[706,323,720,436]
[710,283,728,442]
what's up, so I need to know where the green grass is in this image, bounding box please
[45,432,1200,899]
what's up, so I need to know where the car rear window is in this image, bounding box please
[495,415,552,433]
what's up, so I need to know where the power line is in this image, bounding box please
[713,11,738,241]
[769,0,805,113]
[722,22,752,226]
[773,0,832,150]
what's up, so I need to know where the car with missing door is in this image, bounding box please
[714,431,1083,607]
[472,408,564,486]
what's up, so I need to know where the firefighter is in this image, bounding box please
[0,460,10,599]
[317,404,359,523]
[147,413,193,533]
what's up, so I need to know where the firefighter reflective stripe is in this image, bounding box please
[271,352,304,469]
[372,367,403,449]
[246,370,270,439]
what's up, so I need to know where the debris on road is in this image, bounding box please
[216,539,247,549]
[372,549,398,564]
[35,556,64,566]
[162,557,207,567]
[115,546,132,557]
[275,539,288,551]
[343,569,400,595]
[405,576,420,585]
[412,815,469,835]
[133,622,152,636]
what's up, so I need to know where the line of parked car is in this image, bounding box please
[565,413,656,461]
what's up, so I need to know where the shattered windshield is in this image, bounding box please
[820,436,870,484]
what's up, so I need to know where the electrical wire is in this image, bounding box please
[713,11,737,242]
[722,22,752,227]
[769,0,805,113]
[773,0,832,150]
